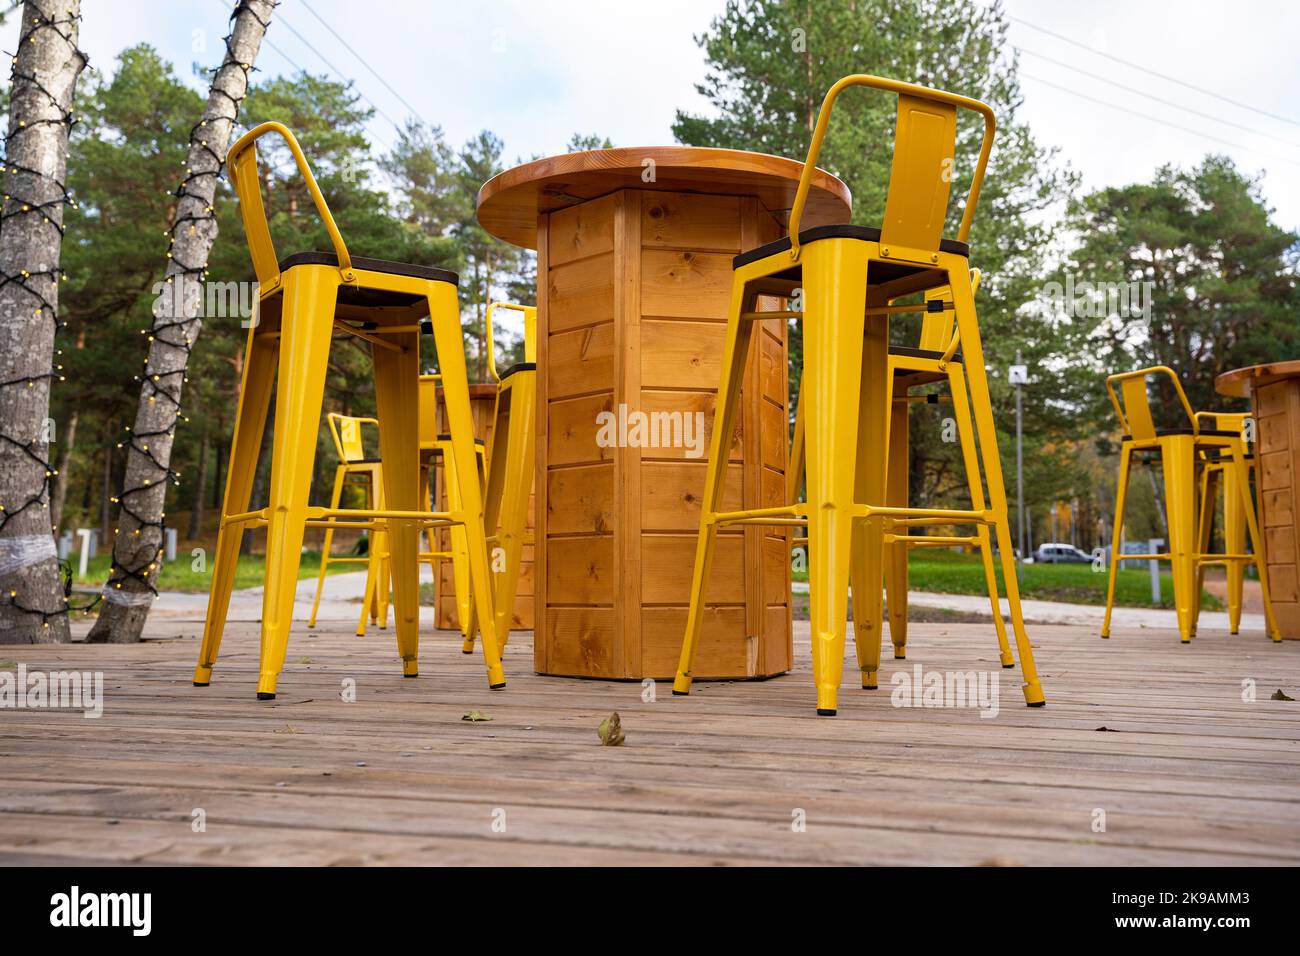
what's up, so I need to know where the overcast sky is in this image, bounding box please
[6,0,1299,230]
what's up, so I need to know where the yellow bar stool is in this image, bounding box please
[674,74,1045,716]
[786,271,1016,671]
[1101,369,1280,643]
[1193,413,1255,636]
[416,370,486,645]
[193,122,507,698]
[460,301,538,656]
[305,413,389,634]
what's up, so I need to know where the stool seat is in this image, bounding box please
[1121,428,1240,441]
[734,223,971,270]
[281,252,458,310]
[280,251,459,284]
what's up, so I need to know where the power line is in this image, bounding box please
[1016,46,1300,150]
[273,10,403,143]
[297,0,426,127]
[1018,71,1300,169]
[1011,16,1300,129]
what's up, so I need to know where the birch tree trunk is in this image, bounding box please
[0,1,86,644]
[88,0,274,642]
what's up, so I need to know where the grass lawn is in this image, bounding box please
[794,548,1222,610]
[71,551,356,594]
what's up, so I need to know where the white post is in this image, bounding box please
[76,528,94,579]
[1149,537,1164,604]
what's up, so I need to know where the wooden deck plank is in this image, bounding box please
[0,616,1297,865]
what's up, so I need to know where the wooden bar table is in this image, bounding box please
[477,147,850,679]
[1217,360,1300,639]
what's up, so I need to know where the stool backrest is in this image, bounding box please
[1105,367,1197,441]
[326,412,378,463]
[418,374,441,447]
[484,301,538,381]
[787,74,996,261]
[226,121,354,291]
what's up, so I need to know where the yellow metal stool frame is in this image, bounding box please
[193,122,507,698]
[416,372,486,643]
[674,74,1045,715]
[306,412,389,635]
[1193,413,1254,636]
[1100,368,1280,643]
[786,272,1016,671]
[460,301,538,656]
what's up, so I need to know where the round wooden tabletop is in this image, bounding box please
[1216,360,1300,398]
[476,146,852,250]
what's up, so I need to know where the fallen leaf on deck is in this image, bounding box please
[1094,726,1119,732]
[1272,689,1295,701]
[273,724,301,734]
[462,710,493,722]
[598,712,625,746]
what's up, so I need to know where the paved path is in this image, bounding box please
[790,581,1268,635]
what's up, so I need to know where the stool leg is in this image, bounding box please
[804,242,867,715]
[257,269,336,699]
[1101,443,1133,640]
[883,395,909,660]
[490,377,536,647]
[675,285,757,697]
[426,283,506,687]
[850,312,888,690]
[950,269,1044,706]
[194,329,276,686]
[372,331,422,677]
[1191,463,1218,638]
[356,474,377,637]
[1222,462,1245,635]
[308,464,346,629]
[947,365,1014,667]
[443,458,474,649]
[1162,435,1199,643]
[1229,444,1281,641]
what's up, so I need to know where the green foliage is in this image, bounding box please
[1065,155,1300,426]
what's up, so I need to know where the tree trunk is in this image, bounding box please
[0,1,86,644]
[88,0,274,643]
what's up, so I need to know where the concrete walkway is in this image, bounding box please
[147,568,434,626]
[791,581,1268,634]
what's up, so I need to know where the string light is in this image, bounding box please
[100,1,274,606]
[0,4,86,628]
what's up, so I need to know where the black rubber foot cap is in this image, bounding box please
[1230,631,1239,636]
[1026,700,1046,707]
[192,681,209,687]
[671,689,688,696]
[816,708,837,716]
[862,685,877,691]
[257,692,275,700]
[461,649,473,654]
[489,682,506,689]
[1002,663,1014,669]
[403,673,418,678]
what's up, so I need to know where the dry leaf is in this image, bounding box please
[462,710,493,722]
[597,712,625,746]
[273,724,301,734]
[1272,689,1295,701]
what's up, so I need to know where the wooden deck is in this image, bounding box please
[1,614,1298,865]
